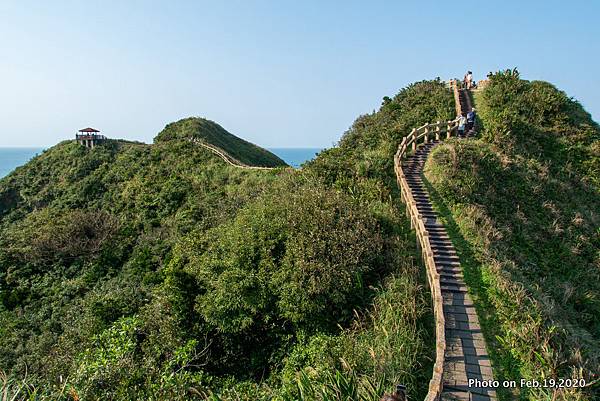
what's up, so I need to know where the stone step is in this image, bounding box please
[398,118,494,397]
[439,267,463,275]
[430,240,453,247]
[430,236,452,243]
[431,243,456,250]
[443,304,478,315]
[427,230,449,236]
[434,251,458,259]
[438,266,463,276]
[440,275,464,285]
[441,283,469,293]
[435,255,461,263]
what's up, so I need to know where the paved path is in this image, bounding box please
[404,89,497,401]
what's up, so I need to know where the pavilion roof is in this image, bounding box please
[79,127,100,133]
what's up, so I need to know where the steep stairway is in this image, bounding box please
[458,89,472,116]
[395,86,496,401]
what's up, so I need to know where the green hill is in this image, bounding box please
[4,75,597,401]
[155,117,287,167]
[0,82,455,401]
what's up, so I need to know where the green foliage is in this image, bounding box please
[179,182,382,330]
[73,316,142,396]
[1,79,455,401]
[425,71,600,400]
[307,79,454,191]
[0,133,283,396]
[279,273,432,401]
[4,208,119,265]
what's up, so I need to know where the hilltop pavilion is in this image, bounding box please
[76,127,106,148]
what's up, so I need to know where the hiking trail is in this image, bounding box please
[189,137,281,170]
[394,81,496,401]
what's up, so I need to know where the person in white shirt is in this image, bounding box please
[458,115,467,135]
[466,71,473,89]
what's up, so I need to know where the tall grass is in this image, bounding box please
[294,370,387,401]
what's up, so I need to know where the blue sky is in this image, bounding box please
[1,0,598,148]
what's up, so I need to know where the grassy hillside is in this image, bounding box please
[155,117,287,167]
[424,70,600,400]
[0,80,455,401]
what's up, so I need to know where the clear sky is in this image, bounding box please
[1,0,598,148]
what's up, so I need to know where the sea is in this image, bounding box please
[268,148,323,168]
[0,147,323,179]
[0,148,45,178]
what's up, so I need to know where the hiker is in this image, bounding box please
[458,114,467,136]
[466,108,476,132]
[380,395,401,401]
[466,71,473,89]
[380,391,406,401]
[380,385,407,401]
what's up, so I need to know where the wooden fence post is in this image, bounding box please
[446,121,452,139]
[435,121,441,141]
[411,129,417,152]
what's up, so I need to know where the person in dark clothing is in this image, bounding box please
[466,108,476,132]
[380,385,407,401]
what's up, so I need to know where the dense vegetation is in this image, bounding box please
[0,81,455,400]
[424,70,600,400]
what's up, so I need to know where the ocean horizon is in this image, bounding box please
[0,147,45,178]
[267,147,323,168]
[0,146,323,178]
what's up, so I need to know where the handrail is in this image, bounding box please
[449,79,463,116]
[394,116,460,400]
[472,78,490,92]
[188,137,280,170]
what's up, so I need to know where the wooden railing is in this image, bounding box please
[449,79,462,117]
[393,118,460,401]
[189,137,280,170]
[473,79,490,91]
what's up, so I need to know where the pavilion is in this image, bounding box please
[76,128,106,148]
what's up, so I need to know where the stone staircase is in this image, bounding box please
[397,87,497,400]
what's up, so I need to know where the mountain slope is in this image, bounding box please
[155,117,287,167]
[0,81,456,401]
[0,126,285,385]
